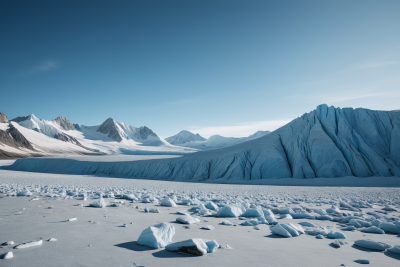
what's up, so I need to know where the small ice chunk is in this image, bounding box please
[137,223,175,249]
[262,209,274,217]
[317,215,332,221]
[349,219,362,228]
[316,234,324,239]
[2,241,14,246]
[2,252,13,259]
[219,244,233,249]
[68,217,77,221]
[205,240,219,253]
[354,239,392,251]
[149,208,160,213]
[90,197,106,208]
[48,238,57,242]
[270,223,292,238]
[205,201,219,211]
[176,215,201,224]
[290,213,310,219]
[331,240,341,248]
[176,211,189,215]
[201,225,214,230]
[240,219,259,226]
[298,222,315,227]
[354,259,370,264]
[387,245,400,254]
[314,209,326,215]
[361,226,385,234]
[14,240,43,249]
[327,232,347,239]
[341,226,356,231]
[123,194,138,201]
[279,214,293,219]
[160,197,177,207]
[281,224,299,236]
[242,209,264,218]
[221,220,234,226]
[199,209,211,216]
[287,223,304,234]
[166,238,208,256]
[265,215,278,225]
[216,205,243,217]
[278,208,294,214]
[378,222,400,234]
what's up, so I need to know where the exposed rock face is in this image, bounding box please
[52,116,75,131]
[53,132,96,152]
[0,123,35,159]
[166,130,206,145]
[97,118,123,141]
[7,124,34,150]
[0,112,9,123]
[97,118,158,142]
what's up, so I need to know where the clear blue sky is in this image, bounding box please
[1,0,400,138]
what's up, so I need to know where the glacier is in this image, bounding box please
[6,104,400,180]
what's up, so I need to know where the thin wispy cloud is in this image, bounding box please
[188,119,292,138]
[30,60,58,73]
[353,61,399,70]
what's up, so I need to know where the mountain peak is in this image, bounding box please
[11,115,30,123]
[0,112,9,123]
[165,130,206,145]
[52,116,75,131]
[97,118,158,142]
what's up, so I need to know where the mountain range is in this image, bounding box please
[8,104,400,180]
[0,112,270,159]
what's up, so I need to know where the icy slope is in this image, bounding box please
[9,122,97,156]
[165,130,206,145]
[0,122,36,159]
[9,104,400,180]
[12,114,60,137]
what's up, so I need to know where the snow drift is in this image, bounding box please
[7,104,400,180]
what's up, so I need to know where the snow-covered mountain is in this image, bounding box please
[96,118,162,144]
[6,113,196,156]
[0,112,8,123]
[12,114,60,137]
[0,112,36,159]
[0,122,96,159]
[10,104,400,180]
[165,130,206,145]
[52,116,76,131]
[176,130,271,150]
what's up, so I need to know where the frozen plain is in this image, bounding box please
[1,159,400,267]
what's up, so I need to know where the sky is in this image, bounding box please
[1,0,400,138]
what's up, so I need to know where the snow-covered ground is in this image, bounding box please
[0,162,399,266]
